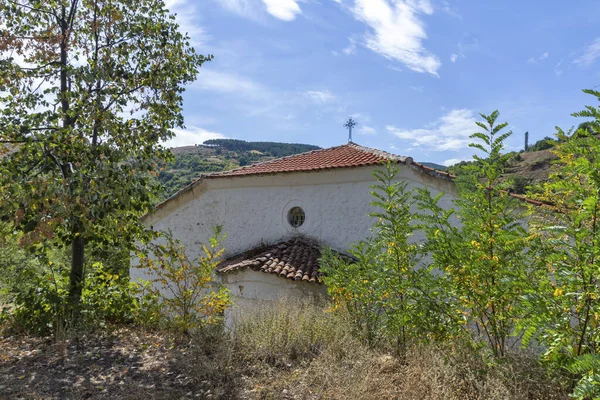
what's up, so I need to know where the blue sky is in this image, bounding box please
[164,0,600,166]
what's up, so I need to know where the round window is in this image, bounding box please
[287,206,306,228]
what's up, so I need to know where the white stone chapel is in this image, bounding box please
[131,142,459,319]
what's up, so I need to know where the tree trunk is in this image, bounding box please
[69,234,85,306]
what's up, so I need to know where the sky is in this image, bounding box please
[164,0,600,166]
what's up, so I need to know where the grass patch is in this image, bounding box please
[183,300,570,399]
[0,300,571,399]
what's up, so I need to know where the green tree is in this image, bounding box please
[526,90,600,369]
[575,120,599,137]
[322,163,442,354]
[0,0,208,309]
[416,111,532,357]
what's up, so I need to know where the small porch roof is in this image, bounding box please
[217,238,352,284]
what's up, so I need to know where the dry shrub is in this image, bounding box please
[180,300,570,400]
[394,345,570,400]
[171,323,241,399]
[231,299,357,367]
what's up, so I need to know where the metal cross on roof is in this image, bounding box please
[344,117,357,143]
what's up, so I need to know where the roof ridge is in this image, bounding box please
[348,142,412,163]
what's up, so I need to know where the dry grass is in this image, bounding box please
[1,300,571,399]
[178,300,570,400]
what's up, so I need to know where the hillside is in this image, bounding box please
[501,149,557,192]
[158,140,321,199]
[447,147,558,194]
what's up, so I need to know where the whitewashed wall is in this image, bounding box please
[221,269,328,328]
[131,164,458,304]
[141,165,454,254]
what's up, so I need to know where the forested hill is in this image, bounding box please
[203,139,320,157]
[158,140,321,200]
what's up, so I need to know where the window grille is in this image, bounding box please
[288,207,305,228]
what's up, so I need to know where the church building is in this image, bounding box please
[132,142,458,323]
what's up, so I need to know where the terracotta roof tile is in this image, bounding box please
[207,143,412,178]
[217,238,352,284]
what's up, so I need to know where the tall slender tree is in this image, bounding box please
[416,111,532,357]
[527,90,600,362]
[0,0,209,307]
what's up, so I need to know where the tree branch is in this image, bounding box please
[102,84,144,112]
[7,0,59,18]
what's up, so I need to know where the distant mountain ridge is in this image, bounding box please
[418,162,447,171]
[203,139,320,157]
[158,140,321,200]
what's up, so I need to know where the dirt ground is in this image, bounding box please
[0,329,214,400]
[0,325,571,400]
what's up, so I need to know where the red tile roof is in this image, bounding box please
[208,143,413,178]
[217,238,353,284]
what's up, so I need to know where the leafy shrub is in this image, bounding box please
[136,227,230,335]
[568,354,600,400]
[321,163,448,355]
[527,136,557,152]
[2,253,140,336]
[523,91,600,397]
[511,175,531,194]
[80,262,139,327]
[416,111,533,358]
[131,279,163,329]
[3,260,69,336]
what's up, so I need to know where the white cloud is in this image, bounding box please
[193,69,339,120]
[220,0,254,16]
[164,127,227,148]
[442,157,470,167]
[164,0,207,47]
[528,51,550,64]
[349,112,370,123]
[194,69,262,94]
[349,0,440,76]
[305,90,336,104]
[440,1,461,19]
[387,109,477,152]
[191,69,280,117]
[358,125,376,135]
[217,0,301,21]
[262,0,302,21]
[555,60,563,76]
[449,38,490,64]
[574,38,600,67]
[343,38,357,55]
